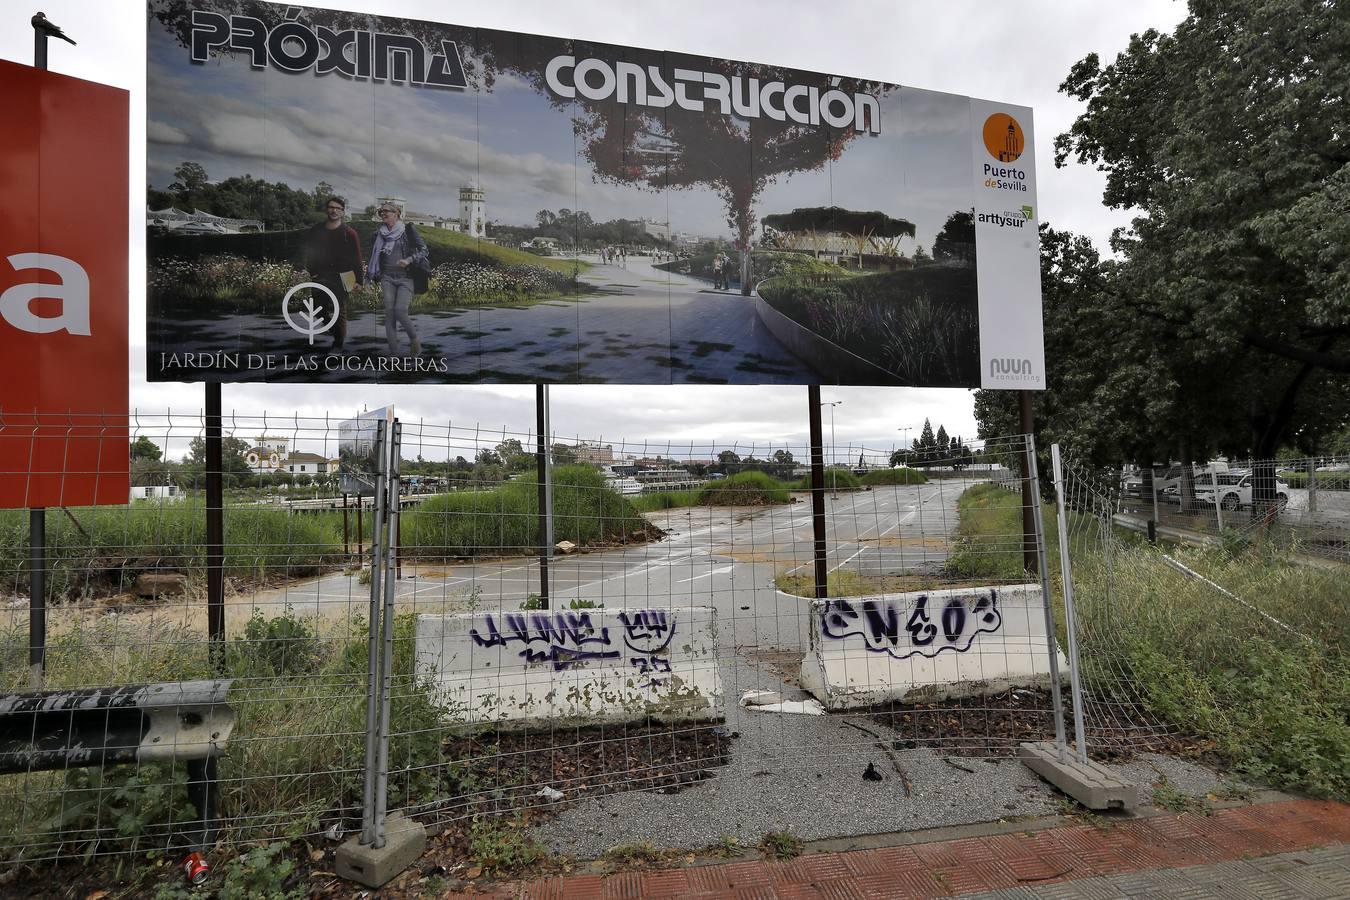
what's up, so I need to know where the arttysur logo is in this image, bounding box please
[982,113,1024,163]
[282,282,337,345]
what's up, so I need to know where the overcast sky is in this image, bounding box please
[1,0,1184,456]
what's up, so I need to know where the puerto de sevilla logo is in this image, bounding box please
[282,282,338,345]
[982,113,1024,163]
[0,253,91,335]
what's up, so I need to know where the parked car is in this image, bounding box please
[1124,462,1229,503]
[1194,470,1290,511]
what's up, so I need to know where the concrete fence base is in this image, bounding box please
[797,584,1068,710]
[415,605,722,726]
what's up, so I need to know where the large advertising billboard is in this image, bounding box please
[0,60,129,508]
[145,1,1044,389]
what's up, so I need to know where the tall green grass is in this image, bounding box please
[402,465,652,557]
[946,481,1350,799]
[629,490,702,513]
[0,503,344,599]
[793,468,863,491]
[861,467,929,486]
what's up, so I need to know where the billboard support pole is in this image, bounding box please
[535,385,552,609]
[28,507,44,690]
[205,383,225,657]
[343,493,349,556]
[1018,390,1038,575]
[808,386,828,599]
[27,11,76,693]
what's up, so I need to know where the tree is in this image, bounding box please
[935,425,950,460]
[1055,0,1350,513]
[170,160,208,193]
[932,211,975,263]
[914,419,936,465]
[550,443,578,465]
[185,435,253,487]
[130,436,162,462]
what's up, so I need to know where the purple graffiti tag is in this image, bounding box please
[470,611,619,670]
[618,609,676,653]
[820,591,1003,660]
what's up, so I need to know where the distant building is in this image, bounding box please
[640,218,671,241]
[375,183,487,235]
[573,442,615,466]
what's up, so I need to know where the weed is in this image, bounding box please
[1150,777,1209,815]
[468,816,547,875]
[707,834,742,858]
[757,829,803,860]
[602,841,670,868]
[520,593,545,610]
[567,598,599,609]
[236,609,322,676]
[1209,781,1255,802]
[216,842,303,900]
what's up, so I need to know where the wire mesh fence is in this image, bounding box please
[1054,448,1347,764]
[0,410,1069,869]
[1117,457,1350,562]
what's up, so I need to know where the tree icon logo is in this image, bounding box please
[982,113,1025,163]
[281,282,338,345]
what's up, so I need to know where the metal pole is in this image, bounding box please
[205,384,225,656]
[1214,476,1225,532]
[359,420,388,847]
[1050,445,1088,764]
[1026,434,1068,758]
[26,11,68,691]
[29,508,45,689]
[808,386,828,599]
[535,385,550,608]
[343,493,349,557]
[374,420,401,848]
[1018,391,1038,574]
[1149,465,1160,541]
[829,403,839,499]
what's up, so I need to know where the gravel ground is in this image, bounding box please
[532,659,1062,856]
[1115,751,1251,802]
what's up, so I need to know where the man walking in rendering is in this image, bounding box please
[302,196,364,350]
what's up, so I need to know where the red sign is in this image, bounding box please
[0,59,129,508]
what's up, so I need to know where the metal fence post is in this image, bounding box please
[373,420,402,849]
[359,420,388,847]
[1025,434,1068,758]
[1050,445,1088,764]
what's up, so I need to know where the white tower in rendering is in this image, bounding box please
[458,183,485,237]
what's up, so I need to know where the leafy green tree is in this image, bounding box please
[932,211,975,263]
[130,436,162,461]
[1054,0,1350,509]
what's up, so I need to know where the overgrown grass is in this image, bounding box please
[793,467,863,491]
[940,482,1050,582]
[945,480,1350,799]
[0,610,450,863]
[629,490,702,513]
[403,465,654,557]
[0,503,345,599]
[696,471,792,506]
[1073,540,1349,799]
[861,467,929,486]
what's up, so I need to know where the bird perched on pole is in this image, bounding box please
[31,12,77,46]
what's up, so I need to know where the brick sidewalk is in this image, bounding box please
[452,798,1350,898]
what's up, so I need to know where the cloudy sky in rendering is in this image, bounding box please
[1,0,1185,456]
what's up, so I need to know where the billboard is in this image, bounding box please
[145,1,1044,390]
[338,406,390,496]
[0,60,130,508]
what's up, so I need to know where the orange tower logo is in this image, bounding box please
[982,113,1024,163]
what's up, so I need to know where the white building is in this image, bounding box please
[459,184,485,237]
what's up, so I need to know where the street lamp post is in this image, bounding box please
[822,401,842,498]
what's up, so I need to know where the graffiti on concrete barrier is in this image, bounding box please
[631,655,673,687]
[821,591,1002,659]
[619,609,676,653]
[470,609,678,674]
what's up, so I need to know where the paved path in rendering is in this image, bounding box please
[457,797,1350,898]
[155,255,818,383]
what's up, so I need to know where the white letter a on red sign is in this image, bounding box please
[1,253,91,335]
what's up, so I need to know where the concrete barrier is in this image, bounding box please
[415,605,722,726]
[797,584,1068,710]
